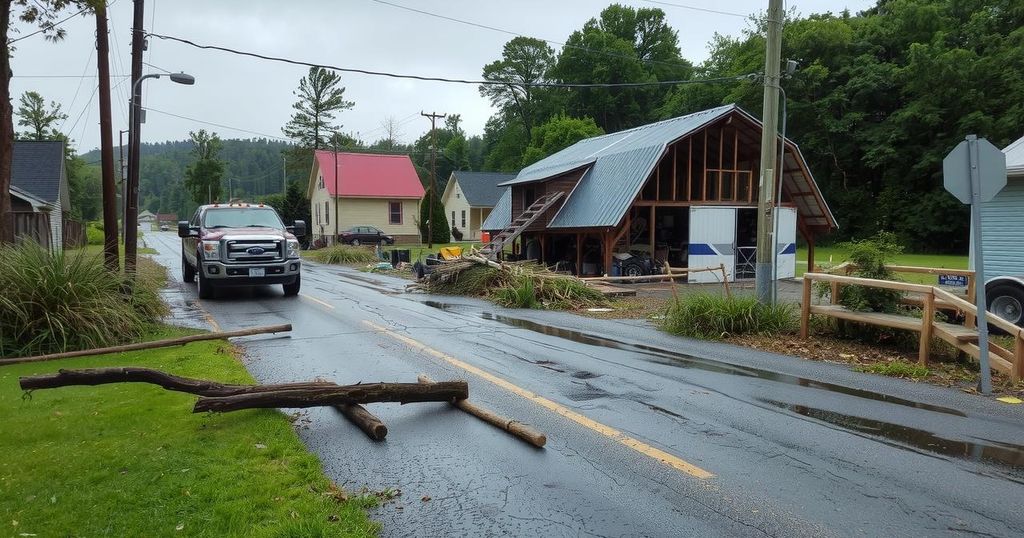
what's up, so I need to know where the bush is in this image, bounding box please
[661,293,797,340]
[0,242,166,357]
[837,231,904,312]
[310,245,378,264]
[86,224,104,245]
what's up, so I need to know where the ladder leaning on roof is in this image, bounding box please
[478,192,564,259]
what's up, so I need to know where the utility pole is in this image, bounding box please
[333,137,339,245]
[95,4,119,272]
[754,0,784,304]
[119,129,128,235]
[125,0,145,275]
[421,111,446,248]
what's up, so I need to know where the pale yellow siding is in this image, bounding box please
[337,197,419,237]
[309,170,334,241]
[441,179,478,239]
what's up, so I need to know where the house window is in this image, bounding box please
[461,210,466,228]
[451,211,455,227]
[389,201,402,225]
[324,201,329,225]
[455,192,460,199]
[315,204,320,224]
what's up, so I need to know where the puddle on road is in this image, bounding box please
[758,398,1024,471]
[161,288,208,330]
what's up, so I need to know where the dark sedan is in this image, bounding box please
[340,226,394,246]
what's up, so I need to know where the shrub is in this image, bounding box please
[838,231,904,312]
[86,224,104,245]
[856,360,930,379]
[310,245,378,264]
[0,242,166,357]
[661,293,797,340]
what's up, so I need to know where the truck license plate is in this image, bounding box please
[249,268,265,277]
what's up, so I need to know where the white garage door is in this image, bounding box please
[689,207,736,283]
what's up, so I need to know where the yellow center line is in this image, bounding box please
[362,320,713,479]
[300,293,336,310]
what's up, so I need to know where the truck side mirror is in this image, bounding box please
[288,220,306,238]
[177,221,193,238]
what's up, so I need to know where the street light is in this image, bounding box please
[124,71,195,274]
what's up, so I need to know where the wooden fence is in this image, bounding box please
[62,219,86,249]
[801,272,1023,381]
[13,212,51,250]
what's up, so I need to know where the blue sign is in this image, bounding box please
[938,274,967,287]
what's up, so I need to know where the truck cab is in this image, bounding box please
[179,203,305,299]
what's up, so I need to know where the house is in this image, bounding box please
[10,140,69,252]
[976,134,1024,326]
[440,171,516,241]
[307,151,425,244]
[155,213,178,226]
[481,104,836,280]
[138,210,156,224]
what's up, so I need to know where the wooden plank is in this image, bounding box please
[672,143,678,201]
[1014,334,1023,382]
[649,205,655,255]
[933,322,981,342]
[717,128,724,199]
[934,288,1022,336]
[687,137,692,201]
[732,128,739,201]
[960,342,1013,376]
[808,305,923,332]
[920,291,935,365]
[966,276,977,329]
[801,277,811,339]
[886,265,974,277]
[805,272,933,294]
[702,129,708,200]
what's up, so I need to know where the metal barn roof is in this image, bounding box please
[480,187,512,231]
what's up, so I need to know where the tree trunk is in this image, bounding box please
[1,0,16,244]
[193,381,468,413]
[19,367,335,396]
[336,404,388,441]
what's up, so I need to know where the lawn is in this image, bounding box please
[393,242,479,262]
[797,245,968,283]
[0,325,377,537]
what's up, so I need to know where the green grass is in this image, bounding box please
[798,246,967,283]
[74,243,159,256]
[403,242,478,262]
[309,245,380,265]
[855,360,931,379]
[0,326,377,537]
[661,293,797,340]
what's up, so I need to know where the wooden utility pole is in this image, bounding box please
[0,2,15,244]
[125,0,145,274]
[332,136,339,245]
[95,4,119,271]
[421,111,446,248]
[754,0,784,304]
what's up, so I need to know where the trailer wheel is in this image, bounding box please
[987,284,1024,327]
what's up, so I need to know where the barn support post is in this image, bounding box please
[576,233,583,276]
[603,232,613,276]
[649,205,655,255]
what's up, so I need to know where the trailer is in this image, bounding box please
[978,135,1024,327]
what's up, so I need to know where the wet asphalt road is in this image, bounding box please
[147,232,1024,537]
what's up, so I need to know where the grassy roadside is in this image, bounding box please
[797,246,967,282]
[0,325,377,537]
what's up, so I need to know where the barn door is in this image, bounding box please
[774,207,797,279]
[689,207,736,283]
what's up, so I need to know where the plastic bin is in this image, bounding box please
[480,231,491,243]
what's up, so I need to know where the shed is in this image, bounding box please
[483,104,836,280]
[441,171,516,241]
[10,140,69,252]
[975,135,1024,326]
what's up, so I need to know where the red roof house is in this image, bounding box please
[307,151,425,244]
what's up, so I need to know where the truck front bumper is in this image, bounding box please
[200,259,301,286]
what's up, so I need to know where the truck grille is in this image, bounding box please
[225,239,283,263]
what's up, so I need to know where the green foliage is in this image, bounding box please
[480,36,560,132]
[15,90,66,140]
[283,66,355,149]
[0,327,377,536]
[85,222,104,245]
[309,245,378,265]
[183,129,226,205]
[840,232,905,313]
[856,360,930,379]
[492,273,539,309]
[424,263,607,310]
[0,242,166,357]
[419,187,451,244]
[661,293,797,340]
[522,114,604,167]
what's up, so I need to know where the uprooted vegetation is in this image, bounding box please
[415,259,608,310]
[309,245,379,265]
[0,242,167,358]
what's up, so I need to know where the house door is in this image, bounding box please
[688,207,736,283]
[774,207,797,279]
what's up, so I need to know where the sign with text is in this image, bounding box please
[938,274,968,288]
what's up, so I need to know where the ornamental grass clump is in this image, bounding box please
[661,293,797,340]
[310,245,378,264]
[0,242,166,357]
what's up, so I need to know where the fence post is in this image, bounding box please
[1014,331,1023,383]
[720,263,732,299]
[919,290,935,366]
[830,281,840,305]
[800,275,812,339]
[965,275,977,329]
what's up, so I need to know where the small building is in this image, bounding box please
[440,171,516,241]
[977,134,1024,326]
[10,140,69,252]
[482,104,836,280]
[307,151,425,245]
[138,210,157,225]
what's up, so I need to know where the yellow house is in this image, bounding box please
[439,171,516,241]
[307,151,424,245]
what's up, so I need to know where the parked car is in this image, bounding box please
[159,224,169,232]
[340,226,394,246]
[179,202,305,299]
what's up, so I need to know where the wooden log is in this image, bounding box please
[335,404,388,441]
[418,374,546,448]
[719,263,732,298]
[1,324,292,367]
[19,367,333,396]
[193,381,469,413]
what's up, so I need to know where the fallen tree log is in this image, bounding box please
[335,404,388,441]
[418,374,546,448]
[1,324,292,367]
[20,367,333,396]
[193,381,469,413]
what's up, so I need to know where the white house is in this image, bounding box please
[440,171,516,241]
[10,140,69,252]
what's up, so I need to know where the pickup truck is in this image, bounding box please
[178,203,305,299]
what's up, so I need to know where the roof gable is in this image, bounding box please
[1005,134,1024,177]
[451,171,516,207]
[312,151,425,199]
[11,140,65,204]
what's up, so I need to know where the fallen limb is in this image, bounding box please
[19,367,332,396]
[418,374,546,448]
[193,381,469,413]
[1,324,292,367]
[335,404,388,441]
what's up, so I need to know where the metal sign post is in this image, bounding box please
[943,135,1007,395]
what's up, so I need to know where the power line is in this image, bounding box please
[13,74,128,78]
[639,0,747,18]
[147,32,752,88]
[8,5,90,44]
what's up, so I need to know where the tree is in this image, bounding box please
[15,91,66,140]
[183,130,226,204]
[282,67,355,150]
[480,37,560,132]
[418,187,450,244]
[2,0,89,244]
[521,114,604,167]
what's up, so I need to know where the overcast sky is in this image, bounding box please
[10,0,875,154]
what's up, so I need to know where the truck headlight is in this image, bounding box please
[201,240,221,260]
[287,239,300,259]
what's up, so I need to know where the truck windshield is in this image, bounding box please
[203,208,284,229]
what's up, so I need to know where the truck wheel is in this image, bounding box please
[987,284,1024,327]
[197,267,215,299]
[283,275,301,296]
[182,253,195,283]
